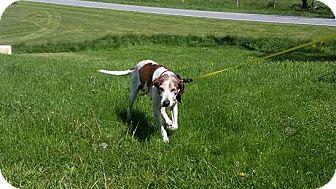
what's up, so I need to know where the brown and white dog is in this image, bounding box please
[99,60,185,143]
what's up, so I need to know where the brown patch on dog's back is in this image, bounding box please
[139,63,162,89]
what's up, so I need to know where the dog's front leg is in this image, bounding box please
[153,106,169,143]
[168,104,178,131]
[160,107,173,126]
[152,94,169,143]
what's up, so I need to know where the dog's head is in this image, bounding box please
[153,74,185,108]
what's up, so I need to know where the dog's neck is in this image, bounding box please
[152,67,175,81]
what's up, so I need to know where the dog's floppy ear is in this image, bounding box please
[152,77,160,88]
[152,75,167,88]
[176,74,185,102]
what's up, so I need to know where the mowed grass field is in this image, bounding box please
[0,1,336,188]
[89,0,334,18]
[1,2,336,46]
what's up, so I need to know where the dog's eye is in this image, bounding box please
[159,87,164,92]
[171,88,176,92]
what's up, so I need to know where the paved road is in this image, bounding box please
[27,0,336,26]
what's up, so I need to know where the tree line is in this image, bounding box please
[234,0,319,10]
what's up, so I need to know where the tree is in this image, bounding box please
[311,0,317,10]
[273,0,276,8]
[301,0,309,9]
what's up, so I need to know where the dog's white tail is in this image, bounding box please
[98,69,133,76]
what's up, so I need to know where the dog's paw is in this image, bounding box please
[167,124,178,131]
[161,126,169,143]
[165,119,173,127]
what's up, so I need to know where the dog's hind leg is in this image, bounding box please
[127,73,140,121]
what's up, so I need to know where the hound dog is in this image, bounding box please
[99,60,185,143]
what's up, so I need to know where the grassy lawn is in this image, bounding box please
[87,0,335,18]
[0,1,336,189]
[1,45,335,188]
[0,2,335,46]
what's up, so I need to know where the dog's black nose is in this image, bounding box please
[162,100,170,107]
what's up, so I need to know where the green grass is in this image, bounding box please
[0,1,336,188]
[0,2,335,47]
[88,0,335,18]
[1,45,336,188]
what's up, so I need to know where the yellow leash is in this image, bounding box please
[193,65,241,80]
[188,33,336,82]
